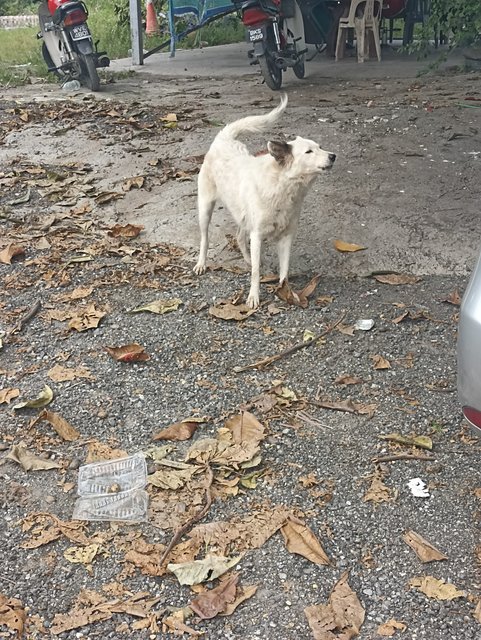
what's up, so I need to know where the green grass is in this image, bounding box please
[0,5,244,87]
[0,27,49,85]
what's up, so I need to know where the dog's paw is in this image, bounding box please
[247,293,260,309]
[193,262,206,275]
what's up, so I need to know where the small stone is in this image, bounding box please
[279,572,287,580]
[362,588,373,596]
[45,495,55,504]
[68,458,81,470]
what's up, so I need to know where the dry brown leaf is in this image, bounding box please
[130,298,182,314]
[0,594,27,638]
[152,418,203,441]
[104,343,150,362]
[0,387,20,404]
[189,506,293,555]
[409,576,464,600]
[221,583,258,616]
[68,304,106,332]
[68,286,94,300]
[94,191,124,205]
[334,375,362,386]
[380,433,432,451]
[50,591,161,635]
[281,517,332,566]
[377,619,407,636]
[36,409,80,441]
[403,530,448,563]
[108,223,144,238]
[121,176,145,191]
[148,466,198,490]
[276,275,321,308]
[305,570,365,639]
[21,513,91,549]
[441,290,461,306]
[168,555,242,586]
[299,472,319,488]
[124,537,198,576]
[47,363,94,382]
[209,301,256,321]
[13,385,53,410]
[85,441,128,463]
[224,411,265,445]
[474,600,481,624]
[0,243,25,264]
[186,436,260,469]
[363,475,394,504]
[6,442,61,472]
[190,573,239,619]
[333,239,366,253]
[371,354,391,370]
[315,399,377,417]
[162,610,203,637]
[64,544,101,566]
[373,274,420,285]
[316,295,334,307]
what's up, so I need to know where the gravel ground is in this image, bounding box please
[0,65,480,640]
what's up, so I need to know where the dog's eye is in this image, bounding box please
[305,150,313,154]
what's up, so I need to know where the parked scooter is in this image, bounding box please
[37,0,109,90]
[233,0,334,90]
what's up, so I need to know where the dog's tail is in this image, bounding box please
[216,94,288,142]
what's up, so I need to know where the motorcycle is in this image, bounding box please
[233,0,334,90]
[36,0,110,91]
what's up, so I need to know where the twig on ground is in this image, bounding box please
[372,453,435,464]
[156,465,214,569]
[233,312,346,373]
[5,300,42,340]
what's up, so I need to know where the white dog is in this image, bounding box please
[193,95,336,308]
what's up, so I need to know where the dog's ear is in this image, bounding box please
[267,140,292,166]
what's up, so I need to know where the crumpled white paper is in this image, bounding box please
[408,477,430,498]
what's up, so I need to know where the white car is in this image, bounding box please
[458,250,481,435]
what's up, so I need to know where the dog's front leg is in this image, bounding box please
[247,232,262,309]
[278,233,294,284]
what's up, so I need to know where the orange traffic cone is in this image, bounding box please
[145,0,159,35]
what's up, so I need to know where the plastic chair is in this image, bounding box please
[335,0,382,62]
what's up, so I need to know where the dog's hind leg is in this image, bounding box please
[236,226,251,266]
[194,168,216,275]
[247,232,262,309]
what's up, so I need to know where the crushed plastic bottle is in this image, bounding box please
[72,453,148,522]
[61,79,81,91]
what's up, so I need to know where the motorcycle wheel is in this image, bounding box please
[41,42,61,78]
[79,53,100,91]
[293,60,305,79]
[258,54,282,91]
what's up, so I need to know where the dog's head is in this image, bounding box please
[267,137,336,175]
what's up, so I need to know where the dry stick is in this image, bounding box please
[157,465,214,569]
[372,453,435,464]
[234,312,347,373]
[6,299,42,339]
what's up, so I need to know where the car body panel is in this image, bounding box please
[457,249,481,434]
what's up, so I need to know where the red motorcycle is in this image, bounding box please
[37,0,109,90]
[233,0,334,90]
